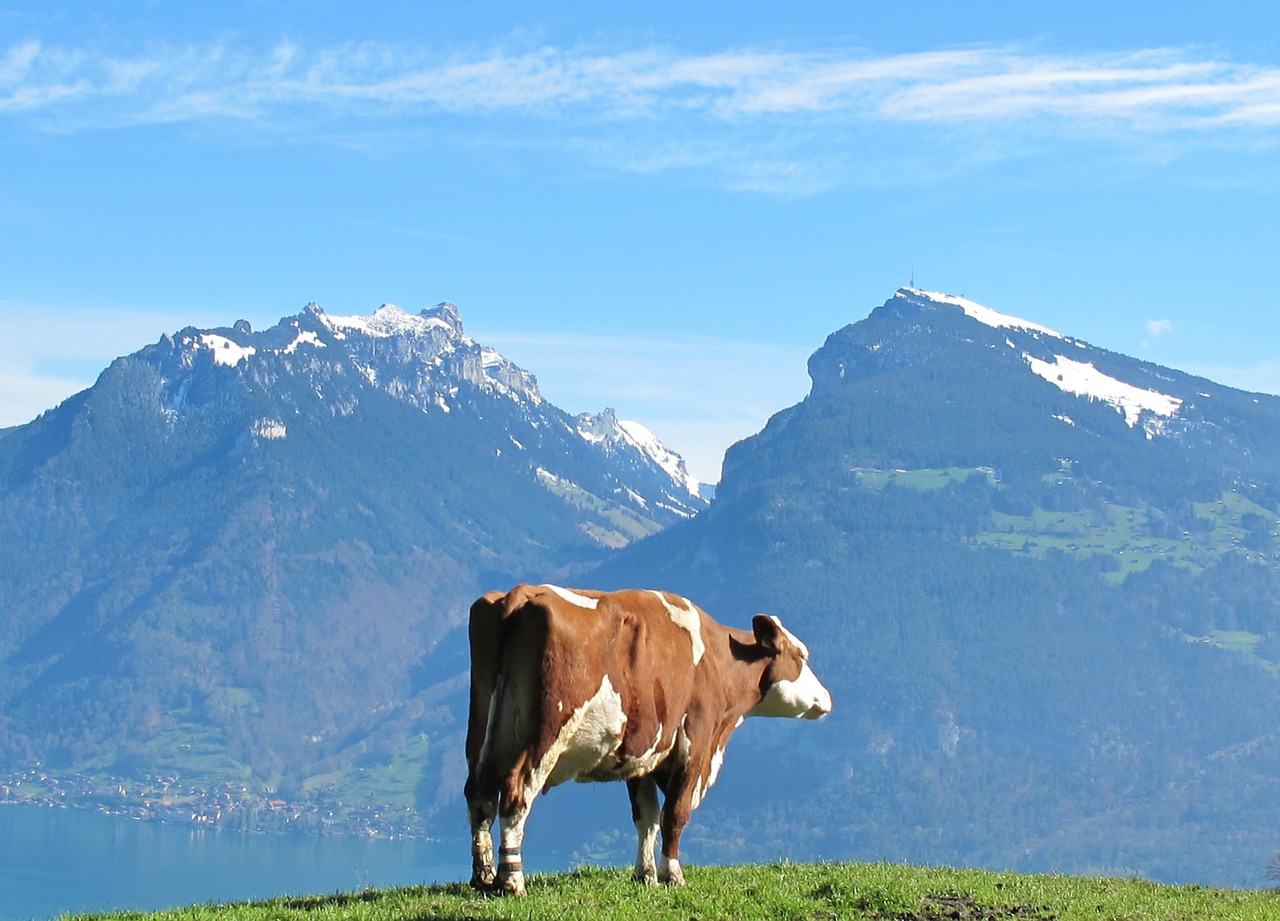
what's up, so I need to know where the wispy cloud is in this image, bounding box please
[4,38,1279,191]
[1141,318,1175,349]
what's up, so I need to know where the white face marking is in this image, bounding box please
[542,584,600,609]
[651,591,705,664]
[747,660,833,720]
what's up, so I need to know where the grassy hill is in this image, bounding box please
[65,862,1279,921]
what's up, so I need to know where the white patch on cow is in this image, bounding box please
[532,676,626,795]
[542,584,600,609]
[707,744,726,789]
[748,660,833,720]
[650,591,705,665]
[627,724,669,776]
[691,742,728,811]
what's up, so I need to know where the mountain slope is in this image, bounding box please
[0,300,706,816]
[589,287,1280,886]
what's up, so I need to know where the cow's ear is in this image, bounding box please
[752,614,781,652]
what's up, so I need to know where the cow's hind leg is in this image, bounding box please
[465,770,499,890]
[496,769,537,896]
[628,776,660,885]
[464,592,506,891]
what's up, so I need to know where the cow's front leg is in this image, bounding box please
[657,769,700,887]
[627,776,660,885]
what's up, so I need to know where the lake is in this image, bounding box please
[0,804,472,921]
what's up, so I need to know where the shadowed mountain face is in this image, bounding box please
[588,288,1280,886]
[0,301,705,810]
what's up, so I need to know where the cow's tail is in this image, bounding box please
[465,590,508,777]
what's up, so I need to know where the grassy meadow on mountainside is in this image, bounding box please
[61,862,1280,921]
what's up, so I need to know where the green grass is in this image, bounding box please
[975,490,1278,581]
[850,464,1279,581]
[1185,630,1280,675]
[60,862,1280,921]
[852,466,998,491]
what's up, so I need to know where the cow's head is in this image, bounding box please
[745,615,833,720]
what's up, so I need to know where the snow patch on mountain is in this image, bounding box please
[199,334,256,367]
[284,329,325,354]
[901,287,1069,341]
[617,419,704,500]
[575,408,706,501]
[321,304,456,340]
[252,418,287,440]
[1025,353,1182,434]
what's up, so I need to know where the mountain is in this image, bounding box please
[588,287,1280,886]
[0,300,706,824]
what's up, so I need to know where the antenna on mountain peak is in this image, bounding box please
[910,267,915,289]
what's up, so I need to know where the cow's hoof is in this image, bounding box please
[659,860,685,887]
[498,871,527,897]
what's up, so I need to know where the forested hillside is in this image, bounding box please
[587,289,1280,886]
[0,301,705,830]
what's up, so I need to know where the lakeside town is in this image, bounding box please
[0,768,423,839]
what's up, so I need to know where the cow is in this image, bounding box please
[463,583,832,896]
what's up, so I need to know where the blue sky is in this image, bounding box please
[3,2,1280,481]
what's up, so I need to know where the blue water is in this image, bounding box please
[0,804,471,921]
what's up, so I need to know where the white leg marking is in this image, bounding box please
[650,591,705,664]
[497,821,528,894]
[632,780,660,885]
[660,855,685,887]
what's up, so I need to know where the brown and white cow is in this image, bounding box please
[464,583,832,895]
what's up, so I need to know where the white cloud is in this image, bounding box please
[1,37,1277,198]
[6,38,1280,138]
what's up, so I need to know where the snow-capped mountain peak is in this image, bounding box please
[160,299,708,528]
[314,302,461,341]
[899,286,1067,340]
[576,408,707,502]
[894,287,1187,438]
